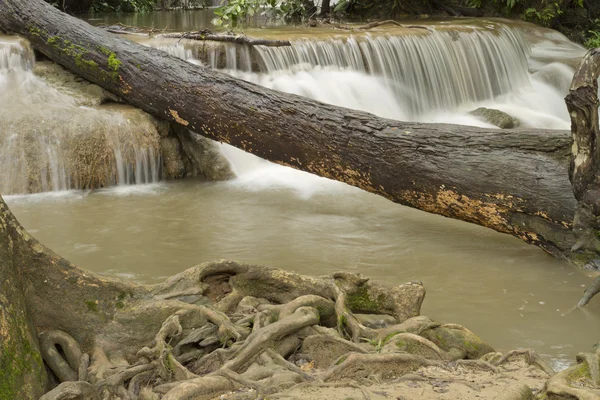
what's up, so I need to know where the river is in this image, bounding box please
[1,12,599,370]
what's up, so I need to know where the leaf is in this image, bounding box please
[334,0,347,12]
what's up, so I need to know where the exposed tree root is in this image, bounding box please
[578,275,600,307]
[0,191,595,399]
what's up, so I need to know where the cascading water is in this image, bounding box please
[0,36,162,195]
[154,22,583,193]
[254,27,532,115]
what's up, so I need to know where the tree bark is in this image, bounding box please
[158,31,292,47]
[565,48,600,263]
[1,0,585,262]
[0,201,47,400]
[320,0,331,15]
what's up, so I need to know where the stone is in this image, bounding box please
[469,107,520,129]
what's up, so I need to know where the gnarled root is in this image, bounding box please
[32,261,568,400]
[39,330,85,383]
[39,381,99,400]
[541,347,600,399]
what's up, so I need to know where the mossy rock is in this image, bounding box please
[420,324,494,359]
[469,107,520,129]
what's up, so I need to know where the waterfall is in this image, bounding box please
[0,37,34,72]
[255,27,532,115]
[0,37,162,195]
[152,22,581,193]
[164,25,533,116]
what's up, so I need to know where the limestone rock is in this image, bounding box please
[470,107,520,129]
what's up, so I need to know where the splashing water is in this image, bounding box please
[153,22,584,196]
[0,37,162,195]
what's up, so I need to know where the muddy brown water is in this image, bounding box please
[6,178,600,370]
[4,12,597,371]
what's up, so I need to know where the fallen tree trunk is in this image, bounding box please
[159,31,292,47]
[1,0,586,263]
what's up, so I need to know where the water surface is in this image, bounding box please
[6,177,600,371]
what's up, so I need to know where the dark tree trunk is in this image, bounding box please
[320,0,331,15]
[0,0,586,262]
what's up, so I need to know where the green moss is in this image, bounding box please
[346,287,384,313]
[0,308,46,400]
[396,340,416,353]
[464,339,481,352]
[28,26,44,38]
[84,300,98,312]
[98,46,111,56]
[107,52,122,72]
[567,362,590,382]
[45,38,120,82]
[435,332,449,348]
[115,301,125,309]
[337,314,347,329]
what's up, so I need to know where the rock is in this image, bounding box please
[34,61,118,106]
[1,61,162,194]
[160,137,187,179]
[172,124,235,181]
[469,107,520,129]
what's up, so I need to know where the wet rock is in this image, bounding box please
[34,61,118,106]
[172,124,235,181]
[469,107,520,129]
[160,136,187,179]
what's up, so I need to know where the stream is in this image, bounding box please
[2,12,599,370]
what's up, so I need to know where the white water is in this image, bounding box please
[0,37,161,195]
[155,23,583,194]
[255,27,532,115]
[1,24,584,195]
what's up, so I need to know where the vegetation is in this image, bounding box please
[90,0,155,13]
[43,0,599,45]
[213,0,312,25]
[44,0,210,13]
[210,0,599,46]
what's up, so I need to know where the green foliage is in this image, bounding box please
[523,2,562,27]
[468,0,483,8]
[213,0,261,26]
[91,0,155,13]
[213,0,309,27]
[333,0,356,13]
[585,30,600,49]
[504,0,521,13]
